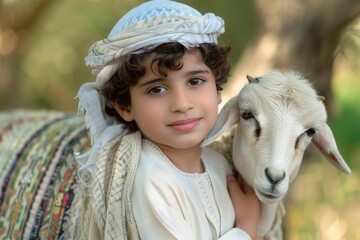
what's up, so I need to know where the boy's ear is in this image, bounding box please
[112,101,134,122]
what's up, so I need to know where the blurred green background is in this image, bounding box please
[1,0,360,239]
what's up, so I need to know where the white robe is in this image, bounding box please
[131,140,251,240]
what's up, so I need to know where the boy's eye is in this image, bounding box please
[188,78,205,86]
[148,85,167,94]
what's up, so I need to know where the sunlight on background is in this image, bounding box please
[286,161,360,239]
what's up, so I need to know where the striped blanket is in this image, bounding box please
[0,110,90,239]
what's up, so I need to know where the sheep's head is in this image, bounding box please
[203,70,351,204]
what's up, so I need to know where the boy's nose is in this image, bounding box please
[170,88,194,113]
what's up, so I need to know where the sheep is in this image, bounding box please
[202,70,351,239]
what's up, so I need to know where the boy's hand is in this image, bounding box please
[227,175,260,240]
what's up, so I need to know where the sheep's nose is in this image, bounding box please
[265,167,286,185]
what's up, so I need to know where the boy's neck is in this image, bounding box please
[159,144,204,173]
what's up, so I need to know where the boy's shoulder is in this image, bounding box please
[202,147,226,160]
[202,147,230,173]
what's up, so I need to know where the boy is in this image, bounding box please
[76,1,260,239]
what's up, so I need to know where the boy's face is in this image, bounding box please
[117,52,221,151]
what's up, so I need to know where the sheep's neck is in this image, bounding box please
[258,202,279,237]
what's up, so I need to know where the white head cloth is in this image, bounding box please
[76,0,225,174]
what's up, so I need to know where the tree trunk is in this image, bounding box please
[226,0,360,117]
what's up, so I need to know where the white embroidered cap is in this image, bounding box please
[76,0,225,174]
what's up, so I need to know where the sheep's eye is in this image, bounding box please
[241,111,254,120]
[306,128,316,137]
[295,128,317,149]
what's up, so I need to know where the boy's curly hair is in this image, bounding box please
[100,42,231,131]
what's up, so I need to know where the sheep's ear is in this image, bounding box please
[202,96,240,147]
[311,123,351,174]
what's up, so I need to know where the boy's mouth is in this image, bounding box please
[168,118,201,131]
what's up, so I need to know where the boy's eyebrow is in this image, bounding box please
[139,70,211,87]
[138,78,164,87]
[186,70,210,76]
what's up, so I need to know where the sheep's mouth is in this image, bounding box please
[257,190,283,202]
[259,192,277,199]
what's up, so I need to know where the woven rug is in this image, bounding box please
[0,110,90,239]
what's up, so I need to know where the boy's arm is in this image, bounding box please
[227,175,260,240]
